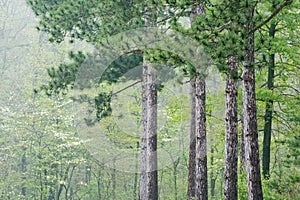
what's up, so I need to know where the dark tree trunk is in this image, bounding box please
[210,147,216,198]
[262,22,276,180]
[188,78,196,199]
[139,59,158,200]
[224,56,239,200]
[195,78,208,200]
[242,12,263,198]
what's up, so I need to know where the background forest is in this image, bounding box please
[0,0,299,199]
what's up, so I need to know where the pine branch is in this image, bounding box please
[252,0,293,33]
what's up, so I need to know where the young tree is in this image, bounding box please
[262,21,276,180]
[260,0,295,180]
[241,1,293,198]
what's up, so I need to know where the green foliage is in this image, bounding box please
[1,0,294,199]
[238,171,248,200]
[95,92,113,120]
[40,52,143,95]
[27,0,146,43]
[186,0,250,69]
[40,51,86,95]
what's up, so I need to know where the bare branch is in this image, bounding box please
[111,80,142,96]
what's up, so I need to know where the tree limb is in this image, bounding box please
[112,80,142,96]
[252,0,293,33]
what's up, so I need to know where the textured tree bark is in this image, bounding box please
[139,59,158,200]
[224,56,238,200]
[139,2,158,198]
[195,78,208,200]
[188,78,196,199]
[262,22,276,180]
[190,2,207,200]
[242,18,263,199]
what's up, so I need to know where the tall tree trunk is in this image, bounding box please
[189,2,207,200]
[262,22,276,180]
[140,3,158,199]
[224,56,238,200]
[242,6,263,198]
[139,58,158,200]
[188,78,196,199]
[195,78,208,200]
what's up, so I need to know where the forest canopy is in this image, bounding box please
[0,0,299,199]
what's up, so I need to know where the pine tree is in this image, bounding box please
[224,56,238,200]
[241,1,263,198]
